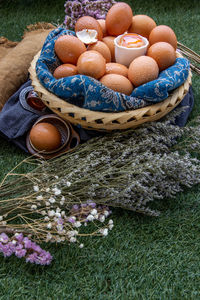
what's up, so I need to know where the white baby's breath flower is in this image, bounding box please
[87,214,94,221]
[103,210,109,217]
[55,175,59,179]
[52,187,61,195]
[36,195,43,201]
[74,221,82,228]
[0,216,3,221]
[79,243,84,248]
[48,210,55,217]
[67,230,77,238]
[41,210,46,216]
[109,224,114,230]
[31,205,37,210]
[44,216,50,222]
[108,219,113,225]
[100,228,108,236]
[69,237,77,243]
[46,233,53,242]
[55,212,61,218]
[90,209,97,216]
[60,200,64,206]
[45,201,50,206]
[66,181,71,187]
[47,223,52,229]
[61,196,65,201]
[33,185,39,192]
[49,197,56,204]
[99,215,105,223]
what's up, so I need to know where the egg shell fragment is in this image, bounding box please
[75,16,103,40]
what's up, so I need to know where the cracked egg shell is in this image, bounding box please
[75,16,103,40]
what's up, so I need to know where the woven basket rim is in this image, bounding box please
[29,51,192,131]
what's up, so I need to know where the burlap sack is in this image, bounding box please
[0,22,56,111]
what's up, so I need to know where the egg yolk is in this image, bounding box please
[119,33,144,48]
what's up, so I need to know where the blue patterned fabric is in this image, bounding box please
[36,27,190,112]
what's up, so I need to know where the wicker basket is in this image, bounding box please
[29,51,192,131]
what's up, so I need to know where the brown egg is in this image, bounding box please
[128,15,157,39]
[128,56,159,87]
[97,19,107,37]
[53,64,78,79]
[106,2,133,36]
[54,35,86,64]
[87,41,111,63]
[30,122,61,152]
[77,50,106,79]
[102,36,115,62]
[100,74,133,95]
[75,16,103,40]
[149,25,177,49]
[105,63,128,77]
[147,42,176,71]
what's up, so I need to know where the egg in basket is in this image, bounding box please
[29,2,192,131]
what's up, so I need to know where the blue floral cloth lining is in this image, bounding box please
[36,27,190,112]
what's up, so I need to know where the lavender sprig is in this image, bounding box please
[63,0,116,30]
[0,232,52,265]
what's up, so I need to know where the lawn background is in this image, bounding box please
[0,0,200,299]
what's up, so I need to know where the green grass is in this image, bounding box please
[0,0,200,299]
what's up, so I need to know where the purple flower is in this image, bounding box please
[0,233,9,244]
[15,248,27,258]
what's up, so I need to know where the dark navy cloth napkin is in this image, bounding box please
[0,80,194,153]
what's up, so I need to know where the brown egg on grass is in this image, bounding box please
[106,2,133,36]
[97,19,107,37]
[128,15,157,39]
[75,16,103,40]
[77,50,106,79]
[102,36,115,62]
[30,122,62,152]
[149,25,177,49]
[87,41,111,63]
[128,56,159,87]
[53,64,78,79]
[147,42,176,71]
[105,63,128,77]
[54,35,86,64]
[100,74,133,95]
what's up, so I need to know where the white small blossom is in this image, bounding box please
[109,224,114,230]
[56,207,61,213]
[108,219,113,225]
[90,209,97,216]
[36,195,43,201]
[74,221,82,228]
[55,212,61,218]
[57,224,63,231]
[48,210,55,217]
[0,216,3,221]
[49,197,56,204]
[103,210,110,217]
[55,175,59,179]
[66,181,71,187]
[46,188,50,192]
[60,200,64,206]
[94,214,99,220]
[61,211,66,217]
[52,187,61,195]
[67,230,77,238]
[61,196,65,201]
[44,216,50,222]
[46,233,53,242]
[45,201,50,206]
[41,210,46,216]
[69,237,77,243]
[33,185,39,192]
[12,240,17,245]
[47,223,52,229]
[87,214,94,221]
[31,205,37,210]
[79,243,84,248]
[100,228,108,236]
[1,221,7,226]
[99,215,105,223]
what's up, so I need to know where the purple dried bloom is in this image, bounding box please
[26,252,38,264]
[23,237,33,249]
[89,202,96,208]
[14,233,24,243]
[15,248,27,258]
[72,204,79,210]
[0,233,9,244]
[57,217,64,225]
[68,217,76,223]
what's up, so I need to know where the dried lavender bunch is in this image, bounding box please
[64,0,116,30]
[1,110,200,220]
[0,232,52,265]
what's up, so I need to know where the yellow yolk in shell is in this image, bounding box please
[119,33,144,48]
